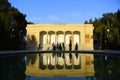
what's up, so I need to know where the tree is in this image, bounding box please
[27,21,34,24]
[0,0,27,80]
[93,10,120,50]
[89,18,93,24]
[84,19,93,24]
[0,0,27,50]
[84,20,88,24]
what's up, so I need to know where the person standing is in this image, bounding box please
[75,43,78,58]
[62,42,65,51]
[69,40,72,63]
[37,44,41,50]
[59,44,62,57]
[62,42,65,58]
[75,43,78,50]
[52,42,56,56]
[69,40,72,51]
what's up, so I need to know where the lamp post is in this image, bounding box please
[107,29,110,33]
[100,25,105,50]
[107,29,110,49]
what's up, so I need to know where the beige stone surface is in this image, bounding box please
[26,24,94,50]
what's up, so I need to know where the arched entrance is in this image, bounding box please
[40,31,47,45]
[65,31,72,44]
[73,31,80,45]
[57,31,64,44]
[48,31,55,44]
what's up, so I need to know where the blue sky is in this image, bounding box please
[9,0,120,24]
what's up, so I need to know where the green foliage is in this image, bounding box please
[0,1,26,80]
[93,10,120,50]
[84,20,88,24]
[0,0,27,50]
[84,19,93,24]
[89,18,93,24]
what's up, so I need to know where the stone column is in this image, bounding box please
[36,31,40,46]
[55,32,57,44]
[64,32,65,44]
[79,31,80,44]
[47,32,48,44]
[48,32,51,44]
[39,31,41,45]
[72,32,74,50]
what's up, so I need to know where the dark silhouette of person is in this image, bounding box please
[56,42,58,49]
[75,43,78,50]
[52,42,56,56]
[62,42,65,58]
[75,43,78,58]
[69,53,72,60]
[69,40,72,62]
[59,44,62,57]
[52,43,56,51]
[69,40,72,51]
[62,42,65,51]
[59,44,62,51]
[37,44,41,50]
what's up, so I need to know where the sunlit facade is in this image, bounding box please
[26,24,94,50]
[26,24,94,77]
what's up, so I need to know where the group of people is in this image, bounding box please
[52,41,78,51]
[52,42,65,51]
[37,41,79,59]
[37,41,79,51]
[51,41,79,58]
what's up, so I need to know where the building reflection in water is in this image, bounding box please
[0,52,119,80]
[25,53,95,77]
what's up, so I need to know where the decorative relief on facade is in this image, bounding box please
[85,34,90,43]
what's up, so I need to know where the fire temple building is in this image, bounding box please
[26,24,94,50]
[26,24,95,77]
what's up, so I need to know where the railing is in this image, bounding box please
[0,50,120,57]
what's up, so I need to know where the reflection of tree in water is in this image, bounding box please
[0,35,38,80]
[0,56,26,80]
[94,55,120,80]
[85,76,94,80]
[26,54,37,65]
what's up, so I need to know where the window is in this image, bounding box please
[85,34,90,43]
[85,56,91,65]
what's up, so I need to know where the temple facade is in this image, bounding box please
[26,24,95,77]
[26,24,94,50]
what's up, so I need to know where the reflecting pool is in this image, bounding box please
[0,51,120,80]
